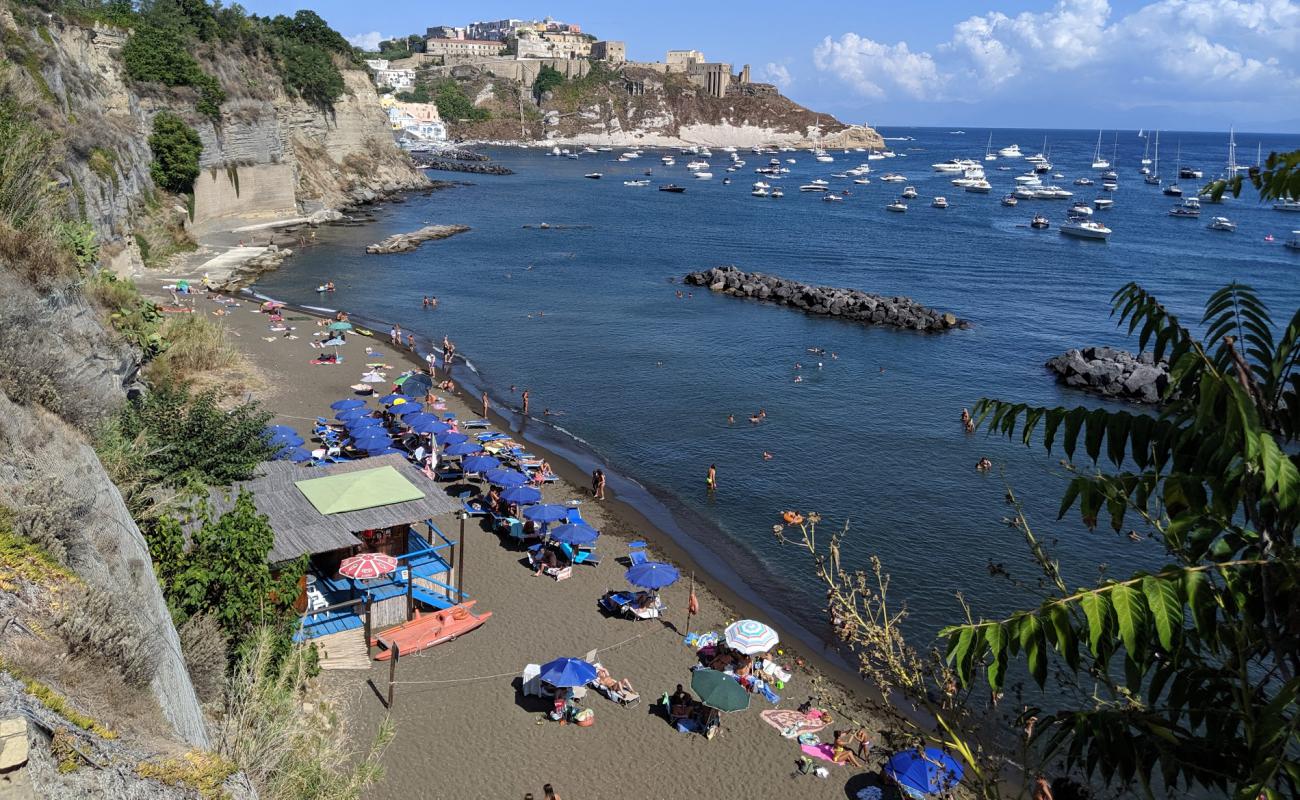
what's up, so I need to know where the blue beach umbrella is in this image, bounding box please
[538,657,597,688]
[549,523,599,546]
[352,431,392,445]
[265,424,298,435]
[625,561,680,590]
[274,445,312,463]
[523,504,569,523]
[408,419,446,435]
[486,468,529,487]
[347,415,384,428]
[379,393,407,405]
[444,441,483,457]
[367,447,405,457]
[437,431,469,446]
[502,486,543,505]
[461,455,501,474]
[884,748,965,798]
[330,398,366,411]
[402,412,437,426]
[267,431,304,448]
[337,408,370,422]
[390,402,424,416]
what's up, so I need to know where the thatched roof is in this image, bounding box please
[198,455,458,563]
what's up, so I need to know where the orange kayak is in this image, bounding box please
[371,601,492,660]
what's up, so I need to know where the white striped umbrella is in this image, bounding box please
[338,552,398,581]
[724,619,779,655]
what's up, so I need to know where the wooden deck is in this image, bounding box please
[313,628,370,670]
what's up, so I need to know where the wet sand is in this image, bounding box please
[146,286,903,799]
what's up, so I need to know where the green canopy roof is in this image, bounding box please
[295,465,425,515]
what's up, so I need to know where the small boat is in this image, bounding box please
[886,199,908,212]
[1101,182,1118,192]
[1274,199,1300,212]
[722,177,731,185]
[799,184,828,192]
[770,188,784,198]
[1179,166,1203,179]
[751,187,769,197]
[659,184,685,193]
[1164,183,1184,197]
[815,150,835,163]
[1101,170,1118,181]
[932,196,949,209]
[1207,216,1236,232]
[1073,177,1094,186]
[1001,194,1018,207]
[823,193,843,202]
[1030,214,1050,229]
[965,179,993,193]
[623,180,650,187]
[1094,197,1114,209]
[1170,197,1202,217]
[1013,186,1037,200]
[753,181,770,189]
[644,169,653,176]
[661,156,676,165]
[566,153,579,160]
[584,173,602,179]
[1060,218,1112,240]
[1070,201,1094,217]
[998,144,1023,158]
[694,171,713,180]
[372,601,492,660]
[901,186,918,199]
[686,160,710,170]
[853,178,871,185]
[881,173,906,183]
[810,178,829,186]
[1285,231,1300,251]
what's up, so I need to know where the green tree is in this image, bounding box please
[431,79,487,121]
[169,491,304,655]
[279,41,345,108]
[265,10,352,55]
[148,111,202,194]
[533,64,565,98]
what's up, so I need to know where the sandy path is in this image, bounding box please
[163,289,898,800]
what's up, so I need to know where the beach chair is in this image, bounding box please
[559,542,599,567]
[565,508,587,525]
[461,418,491,429]
[459,490,487,517]
[521,664,544,698]
[590,663,640,707]
[599,591,636,616]
[629,598,666,620]
[627,549,649,567]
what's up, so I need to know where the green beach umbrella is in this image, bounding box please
[690,669,751,712]
[329,321,353,331]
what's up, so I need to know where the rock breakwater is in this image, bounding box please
[416,160,514,176]
[683,266,967,332]
[366,225,471,254]
[1046,347,1168,404]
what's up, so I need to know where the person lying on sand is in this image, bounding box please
[831,730,863,767]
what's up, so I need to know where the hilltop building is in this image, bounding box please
[426,25,464,40]
[590,40,625,63]
[666,49,706,68]
[424,38,505,60]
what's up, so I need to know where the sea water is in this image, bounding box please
[255,126,1300,646]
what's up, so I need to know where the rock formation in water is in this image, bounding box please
[683,266,967,332]
[1046,347,1169,404]
[414,159,515,176]
[366,224,471,254]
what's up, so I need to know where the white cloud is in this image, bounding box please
[762,62,794,88]
[347,31,387,51]
[813,34,946,100]
[814,0,1300,104]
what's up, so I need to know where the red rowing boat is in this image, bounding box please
[371,601,492,660]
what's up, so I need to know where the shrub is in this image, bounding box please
[122,23,225,119]
[280,42,344,108]
[54,220,97,271]
[0,480,91,568]
[149,111,203,194]
[54,585,156,689]
[0,504,76,588]
[533,64,565,97]
[432,79,488,121]
[0,92,61,231]
[179,612,228,704]
[137,750,236,799]
[145,313,237,386]
[86,272,164,356]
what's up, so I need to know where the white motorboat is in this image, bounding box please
[1074,177,1095,186]
[932,196,949,208]
[1170,197,1201,217]
[831,172,849,179]
[881,173,906,183]
[1094,197,1114,209]
[823,193,843,202]
[753,181,770,189]
[810,178,829,186]
[932,158,978,172]
[548,146,561,156]
[886,199,908,212]
[1013,186,1038,200]
[751,187,769,197]
[1274,199,1300,212]
[1035,186,1073,199]
[1015,173,1043,185]
[966,179,993,193]
[1207,216,1236,232]
[584,172,602,179]
[699,149,713,158]
[901,186,918,199]
[1101,181,1118,192]
[799,184,827,192]
[1285,231,1300,251]
[853,178,871,185]
[786,158,797,164]
[621,152,640,159]
[1060,218,1112,240]
[815,150,835,163]
[582,147,598,154]
[1069,201,1094,216]
[622,179,650,186]
[1091,130,1110,169]
[770,188,784,198]
[661,155,676,164]
[998,144,1023,158]
[686,160,710,171]
[694,171,713,180]
[1001,194,1018,207]
[1030,214,1050,229]
[597,146,613,152]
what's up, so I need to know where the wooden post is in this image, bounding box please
[387,644,399,708]
[405,565,414,621]
[363,597,372,658]
[456,511,468,601]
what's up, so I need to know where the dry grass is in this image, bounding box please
[145,314,264,400]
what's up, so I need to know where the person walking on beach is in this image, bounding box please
[596,470,606,500]
[482,391,490,420]
[522,389,530,416]
[390,323,402,346]
[706,464,717,492]
[406,333,415,350]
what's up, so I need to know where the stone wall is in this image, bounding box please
[190,164,298,236]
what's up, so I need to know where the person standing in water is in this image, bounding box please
[706,464,717,492]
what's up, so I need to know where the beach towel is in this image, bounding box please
[761,709,829,737]
[800,743,839,764]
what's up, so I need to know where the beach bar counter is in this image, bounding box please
[197,454,467,640]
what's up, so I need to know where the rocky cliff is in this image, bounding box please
[443,64,883,149]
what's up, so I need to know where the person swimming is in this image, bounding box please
[749,414,761,424]
[727,414,734,424]
[762,451,773,460]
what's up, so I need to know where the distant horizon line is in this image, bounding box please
[855,123,1300,138]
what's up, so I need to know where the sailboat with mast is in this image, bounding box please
[1164,141,1184,196]
[1091,130,1109,169]
[1144,131,1162,185]
[1139,134,1151,174]
[984,132,996,162]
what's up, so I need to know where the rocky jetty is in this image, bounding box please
[1046,347,1169,404]
[682,266,967,332]
[366,224,471,254]
[416,160,514,176]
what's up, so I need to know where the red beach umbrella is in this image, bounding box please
[338,552,398,580]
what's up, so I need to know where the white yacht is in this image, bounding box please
[822,193,843,202]
[1094,197,1115,209]
[1170,197,1202,217]
[901,186,918,199]
[661,155,676,165]
[886,199,908,212]
[1069,201,1094,217]
[932,196,949,208]
[699,149,713,158]
[622,179,650,186]
[1060,218,1112,240]
[932,158,979,173]
[1013,186,1038,200]
[1207,216,1236,232]
[686,160,710,171]
[984,133,997,161]
[1001,194,1018,207]
[1035,186,1074,199]
[753,181,770,189]
[810,178,829,187]
[1285,231,1300,251]
[881,173,907,183]
[815,150,835,163]
[998,144,1023,158]
[1015,173,1043,186]
[1274,199,1300,212]
[1074,177,1095,186]
[693,171,713,180]
[1090,130,1110,169]
[853,178,871,185]
[799,184,827,192]
[751,187,769,197]
[966,179,993,193]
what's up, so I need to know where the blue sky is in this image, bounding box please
[245,1,1300,133]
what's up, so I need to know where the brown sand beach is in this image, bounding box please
[139,279,906,799]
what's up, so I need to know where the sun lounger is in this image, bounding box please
[599,591,636,615]
[521,664,544,697]
[629,603,665,620]
[627,549,649,567]
[459,490,488,517]
[590,663,640,707]
[461,418,491,429]
[566,508,587,525]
